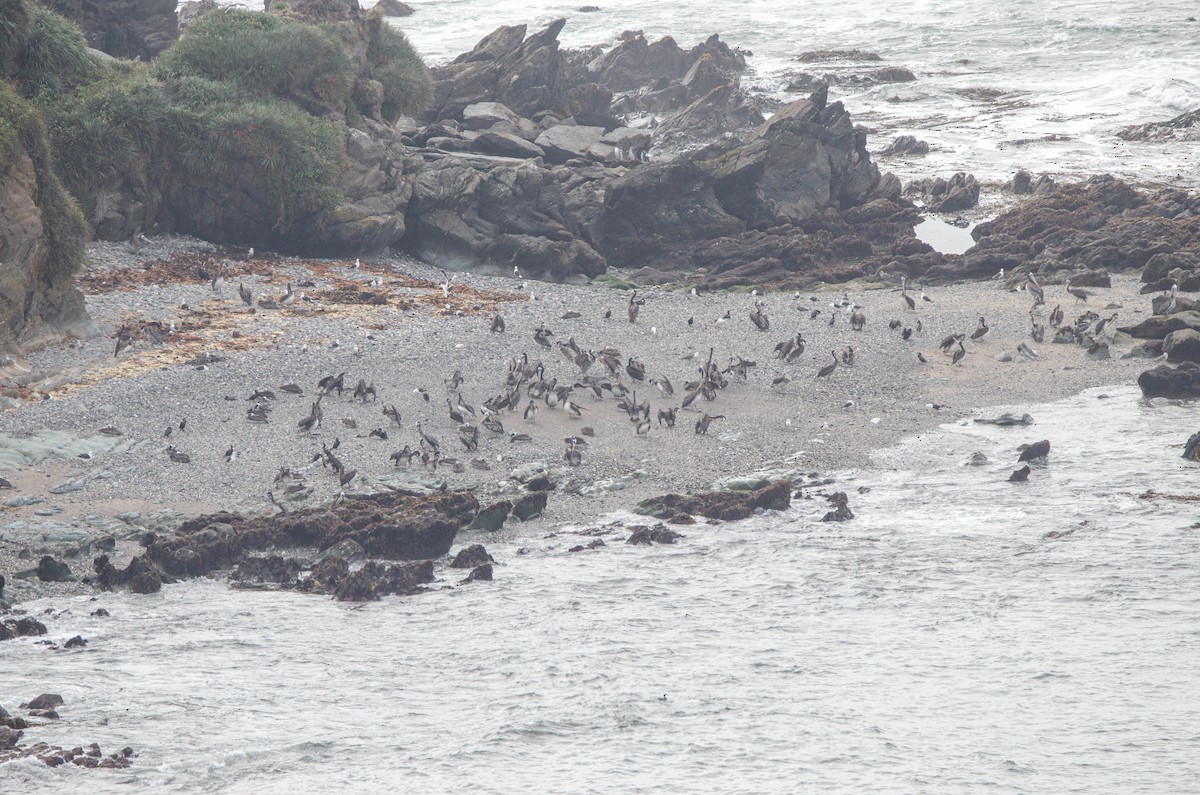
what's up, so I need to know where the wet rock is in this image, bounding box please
[1007,169,1057,196]
[469,500,512,532]
[459,563,493,584]
[626,525,685,544]
[879,135,929,157]
[449,544,495,569]
[973,412,1035,426]
[330,560,435,602]
[1009,465,1031,482]
[820,491,854,522]
[93,554,162,594]
[63,636,87,650]
[36,556,72,582]
[1018,440,1051,462]
[0,726,21,750]
[905,173,979,212]
[1139,362,1200,398]
[0,617,48,641]
[568,539,606,552]
[1183,431,1200,461]
[318,539,366,567]
[636,480,791,522]
[512,492,548,521]
[91,608,109,617]
[24,694,63,711]
[232,555,304,585]
[1164,329,1200,362]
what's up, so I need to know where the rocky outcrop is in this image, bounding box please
[94,491,478,598]
[44,0,179,61]
[635,480,791,522]
[1165,328,1200,363]
[1138,362,1200,398]
[406,157,607,281]
[905,172,979,212]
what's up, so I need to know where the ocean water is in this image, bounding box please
[4,385,1200,792]
[373,0,1200,189]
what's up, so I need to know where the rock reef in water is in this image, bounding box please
[635,480,791,522]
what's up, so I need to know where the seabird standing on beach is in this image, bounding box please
[239,282,253,307]
[817,351,838,378]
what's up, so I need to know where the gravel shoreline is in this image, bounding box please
[0,236,1156,605]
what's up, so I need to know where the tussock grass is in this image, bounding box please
[14,6,94,98]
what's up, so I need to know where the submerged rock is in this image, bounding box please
[636,480,791,522]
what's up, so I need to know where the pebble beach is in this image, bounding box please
[0,235,1157,605]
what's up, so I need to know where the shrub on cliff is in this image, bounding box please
[154,9,355,118]
[11,5,95,98]
[364,13,433,121]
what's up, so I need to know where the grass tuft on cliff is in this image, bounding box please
[13,5,95,98]
[154,10,356,117]
[365,13,433,121]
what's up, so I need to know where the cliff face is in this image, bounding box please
[0,85,90,352]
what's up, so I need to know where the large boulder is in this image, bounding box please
[1139,362,1200,398]
[534,124,606,164]
[588,32,745,93]
[406,156,607,280]
[1119,311,1200,340]
[1164,329,1200,363]
[44,0,179,61]
[635,480,792,522]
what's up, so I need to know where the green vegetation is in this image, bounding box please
[1,3,434,248]
[365,13,433,121]
[14,6,95,98]
[590,273,641,290]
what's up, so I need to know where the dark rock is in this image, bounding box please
[1165,329,1200,363]
[232,555,303,584]
[1183,431,1200,461]
[406,157,607,281]
[469,500,512,532]
[973,412,1035,426]
[820,491,854,522]
[589,32,745,93]
[0,617,48,642]
[44,0,179,61]
[330,559,435,601]
[24,694,63,711]
[63,636,87,649]
[703,96,882,229]
[512,492,547,521]
[1138,362,1200,398]
[879,135,929,157]
[1018,440,1051,462]
[591,158,743,266]
[1119,311,1200,339]
[636,480,791,522]
[1143,252,1200,284]
[0,726,21,750]
[905,173,979,212]
[626,525,685,544]
[372,0,414,16]
[94,554,162,594]
[568,539,606,552]
[36,557,72,583]
[90,608,110,617]
[1118,108,1200,142]
[449,544,494,569]
[428,20,579,122]
[459,563,493,583]
[1009,465,1031,482]
[652,82,765,150]
[525,474,554,492]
